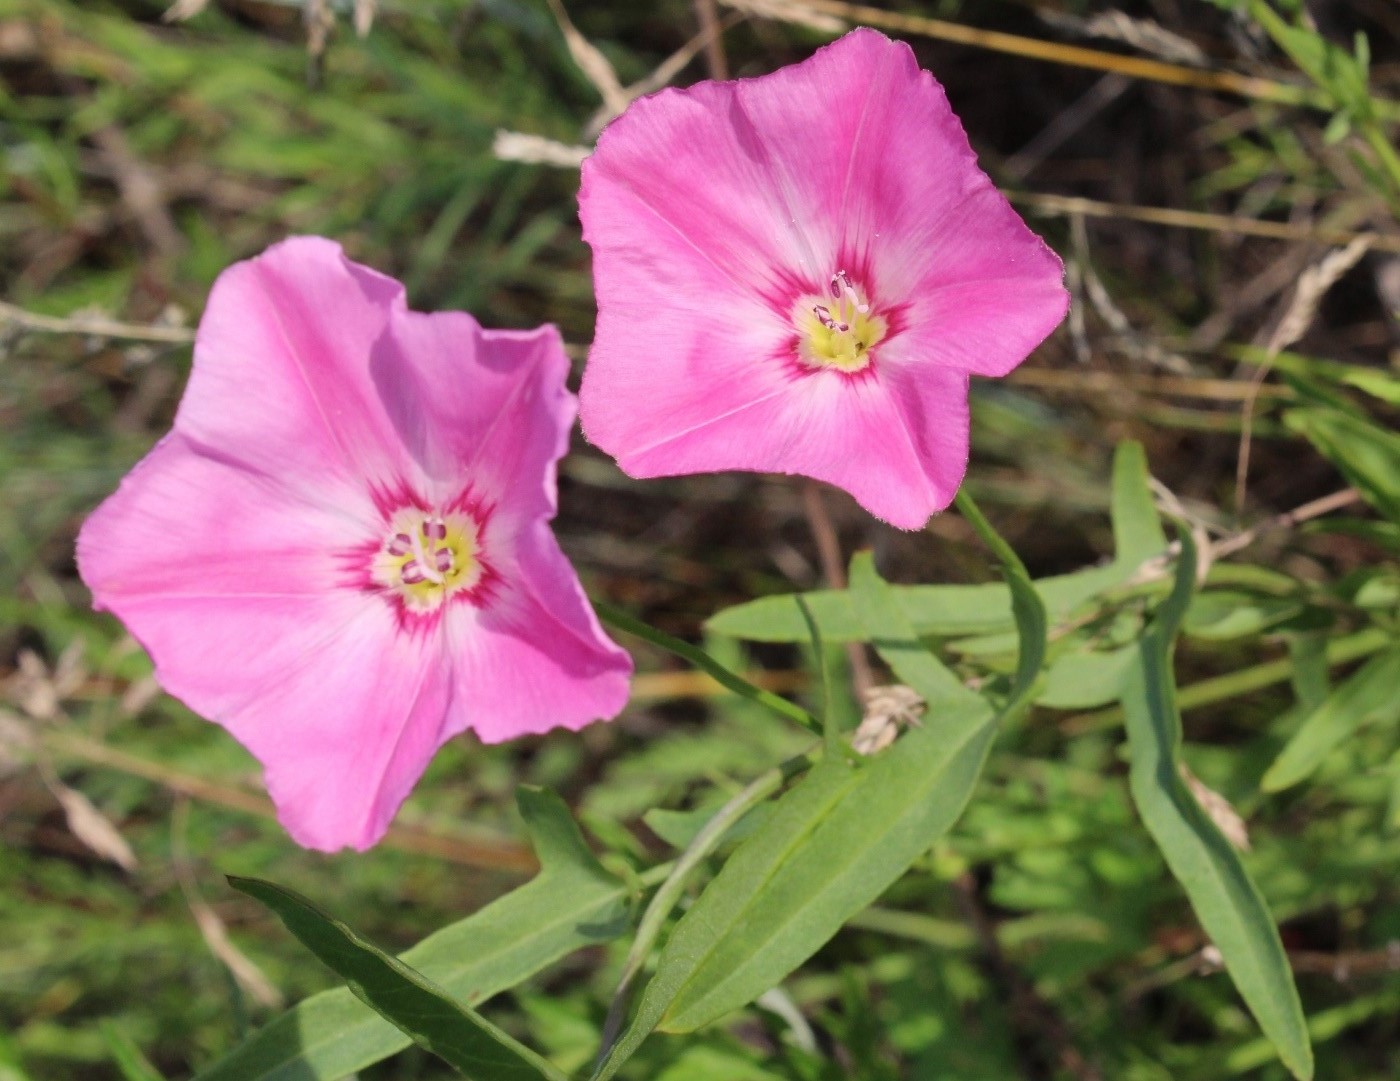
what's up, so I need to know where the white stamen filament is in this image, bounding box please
[407,520,447,585]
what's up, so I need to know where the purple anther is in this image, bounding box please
[435,548,453,572]
[388,533,412,556]
[423,520,447,541]
[814,304,838,329]
[833,269,869,314]
[401,560,426,584]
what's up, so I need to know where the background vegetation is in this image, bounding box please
[2,1,1398,1079]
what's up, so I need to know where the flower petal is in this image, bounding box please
[890,186,1069,377]
[177,236,422,501]
[445,525,632,744]
[78,434,452,851]
[617,363,965,530]
[368,312,575,524]
[580,29,1065,520]
[124,588,450,851]
[78,433,372,601]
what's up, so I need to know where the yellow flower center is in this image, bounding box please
[371,508,484,612]
[794,270,888,373]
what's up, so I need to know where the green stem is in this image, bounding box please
[1068,626,1393,732]
[1361,123,1400,208]
[794,594,837,752]
[595,599,820,735]
[595,745,820,1061]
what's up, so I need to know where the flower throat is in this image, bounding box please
[794,269,888,373]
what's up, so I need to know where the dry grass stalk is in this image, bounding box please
[172,800,284,1008]
[720,0,844,34]
[354,0,376,38]
[744,0,1365,113]
[544,0,629,118]
[51,782,139,871]
[582,12,747,134]
[492,130,590,168]
[1039,10,1208,67]
[0,299,195,343]
[1235,234,1374,513]
[1013,192,1400,254]
[162,0,208,22]
[305,0,335,61]
[692,0,728,79]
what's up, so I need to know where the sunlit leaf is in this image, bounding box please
[197,788,626,1081]
[1120,528,1313,1080]
[229,876,568,1081]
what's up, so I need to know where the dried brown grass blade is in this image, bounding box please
[53,783,139,871]
[162,0,209,22]
[544,0,629,118]
[747,0,1334,110]
[1235,234,1375,512]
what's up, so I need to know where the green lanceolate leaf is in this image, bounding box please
[1287,407,1400,523]
[595,599,819,734]
[1119,527,1313,1080]
[228,876,568,1081]
[1038,646,1137,709]
[705,440,1164,643]
[1109,439,1169,565]
[847,551,980,710]
[953,490,1048,709]
[197,787,627,1081]
[100,1023,166,1081]
[592,758,859,1080]
[1262,647,1400,792]
[794,594,837,751]
[593,549,1039,1078]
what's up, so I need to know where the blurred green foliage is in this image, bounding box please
[3,1,1400,1080]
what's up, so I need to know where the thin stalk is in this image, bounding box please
[801,480,875,697]
[752,0,1379,114]
[595,599,820,735]
[595,746,820,1060]
[794,594,837,753]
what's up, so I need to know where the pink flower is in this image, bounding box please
[78,237,632,852]
[578,28,1068,529]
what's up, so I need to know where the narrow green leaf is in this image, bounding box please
[1038,645,1136,709]
[1288,632,1332,710]
[1120,528,1313,1080]
[592,758,860,1080]
[953,490,1048,708]
[847,552,979,709]
[1286,408,1400,523]
[1261,647,1400,791]
[794,594,836,751]
[643,803,771,851]
[101,1023,166,1081]
[229,876,568,1081]
[593,554,1024,1078]
[197,788,626,1081]
[595,599,819,734]
[1183,591,1305,641]
[706,441,1163,644]
[659,703,995,1035]
[1109,440,1169,565]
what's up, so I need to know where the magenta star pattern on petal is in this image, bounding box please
[578,28,1069,529]
[78,237,632,852]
